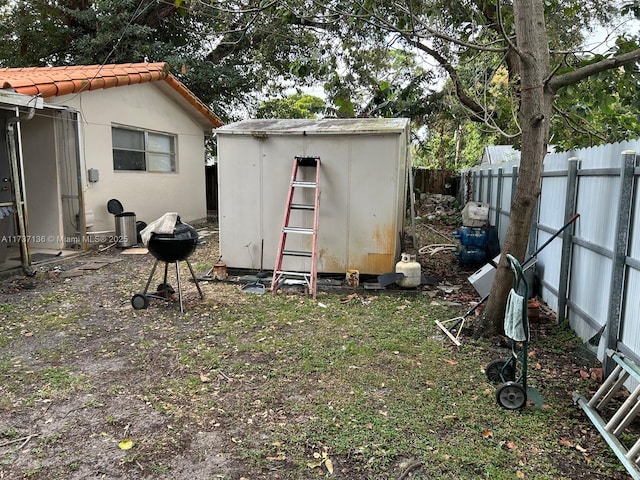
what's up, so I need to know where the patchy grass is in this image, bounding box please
[0,226,629,479]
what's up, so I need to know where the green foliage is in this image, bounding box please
[0,0,635,155]
[550,40,640,149]
[256,93,326,119]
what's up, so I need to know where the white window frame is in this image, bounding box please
[112,125,177,173]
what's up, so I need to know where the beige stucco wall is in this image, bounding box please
[46,82,208,234]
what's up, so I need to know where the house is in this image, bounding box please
[215,118,411,276]
[0,62,222,272]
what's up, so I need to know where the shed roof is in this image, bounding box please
[217,118,410,135]
[0,62,222,128]
[481,145,521,165]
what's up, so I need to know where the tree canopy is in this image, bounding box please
[0,0,636,159]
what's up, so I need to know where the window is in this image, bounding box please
[112,127,176,172]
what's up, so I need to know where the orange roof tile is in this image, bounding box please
[0,62,222,127]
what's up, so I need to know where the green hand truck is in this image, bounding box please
[485,254,542,409]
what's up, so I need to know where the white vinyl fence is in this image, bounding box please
[462,139,640,375]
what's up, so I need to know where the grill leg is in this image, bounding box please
[162,262,170,297]
[185,259,204,299]
[175,261,183,314]
[143,260,160,295]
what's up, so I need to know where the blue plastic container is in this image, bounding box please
[457,227,488,247]
[457,246,487,265]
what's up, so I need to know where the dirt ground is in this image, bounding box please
[0,205,632,479]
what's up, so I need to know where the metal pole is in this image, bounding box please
[496,167,503,233]
[604,150,637,377]
[557,157,580,323]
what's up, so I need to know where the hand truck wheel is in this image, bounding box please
[486,358,515,383]
[496,381,527,410]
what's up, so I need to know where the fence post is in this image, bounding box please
[604,150,637,377]
[496,167,503,231]
[487,167,493,221]
[510,165,518,205]
[471,169,478,202]
[557,157,579,323]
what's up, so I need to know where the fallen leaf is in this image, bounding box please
[559,438,574,448]
[118,438,134,450]
[482,429,493,439]
[575,444,587,453]
[341,293,359,303]
[505,441,517,449]
[443,359,458,365]
[325,458,334,473]
[307,459,323,468]
[199,372,210,382]
[517,470,525,478]
[266,454,286,461]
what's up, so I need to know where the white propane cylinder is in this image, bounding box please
[395,253,421,288]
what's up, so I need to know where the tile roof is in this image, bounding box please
[0,62,222,127]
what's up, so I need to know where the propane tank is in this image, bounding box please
[395,253,421,288]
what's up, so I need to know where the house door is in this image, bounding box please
[55,110,84,248]
[0,112,17,264]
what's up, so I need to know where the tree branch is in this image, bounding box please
[552,104,608,144]
[547,48,640,92]
[411,39,487,119]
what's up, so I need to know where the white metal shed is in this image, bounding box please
[216,118,411,275]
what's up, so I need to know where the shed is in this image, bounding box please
[481,145,521,165]
[216,118,411,275]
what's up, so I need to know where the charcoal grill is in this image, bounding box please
[131,217,204,313]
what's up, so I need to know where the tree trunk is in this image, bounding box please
[475,0,554,336]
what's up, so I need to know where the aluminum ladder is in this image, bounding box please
[272,156,321,298]
[573,348,640,480]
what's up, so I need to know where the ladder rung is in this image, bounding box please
[283,227,314,235]
[283,249,312,257]
[276,270,311,278]
[291,203,315,210]
[292,181,317,188]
